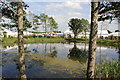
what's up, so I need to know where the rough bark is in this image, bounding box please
[18,0,27,79]
[87,2,99,79]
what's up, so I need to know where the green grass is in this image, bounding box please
[24,37,65,43]
[1,37,65,46]
[1,37,119,47]
[65,38,120,47]
[97,39,120,46]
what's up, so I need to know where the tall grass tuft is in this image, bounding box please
[95,60,120,78]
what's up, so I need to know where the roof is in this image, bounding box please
[97,30,108,35]
[109,32,120,36]
[64,29,73,34]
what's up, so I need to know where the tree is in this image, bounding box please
[18,0,26,79]
[68,18,83,39]
[98,2,120,22]
[81,18,90,39]
[1,0,27,78]
[87,2,120,79]
[68,42,88,62]
[33,14,58,33]
[32,15,41,31]
[39,13,49,33]
[1,1,31,31]
[87,2,99,79]
[48,17,58,32]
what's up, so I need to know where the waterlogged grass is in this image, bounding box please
[5,51,120,78]
[95,60,120,78]
[7,51,86,77]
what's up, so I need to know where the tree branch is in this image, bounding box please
[98,10,120,17]
[0,0,18,15]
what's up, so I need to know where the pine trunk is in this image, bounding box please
[87,2,98,79]
[18,0,26,79]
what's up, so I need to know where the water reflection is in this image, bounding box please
[18,46,27,79]
[68,42,88,63]
[48,46,57,58]
[2,43,120,78]
[118,48,120,61]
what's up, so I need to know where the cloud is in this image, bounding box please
[27,2,90,31]
[45,1,82,11]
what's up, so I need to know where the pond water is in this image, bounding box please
[1,43,120,78]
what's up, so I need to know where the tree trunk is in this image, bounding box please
[87,2,98,79]
[45,21,47,33]
[18,0,26,79]
[74,34,77,39]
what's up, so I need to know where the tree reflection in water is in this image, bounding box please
[118,48,120,61]
[48,46,57,58]
[17,46,27,79]
[68,42,88,63]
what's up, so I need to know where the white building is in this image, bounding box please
[97,30,109,39]
[64,29,109,39]
[0,16,33,37]
[108,32,120,40]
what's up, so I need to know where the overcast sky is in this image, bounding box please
[26,2,118,32]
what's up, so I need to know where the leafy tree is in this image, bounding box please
[98,2,120,21]
[33,15,42,31]
[1,1,31,31]
[48,17,58,32]
[39,13,49,33]
[81,18,90,38]
[87,1,120,79]
[68,18,83,39]
[33,14,58,33]
[1,0,27,78]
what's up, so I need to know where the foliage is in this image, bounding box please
[48,17,58,32]
[81,18,90,32]
[68,18,90,39]
[68,18,83,39]
[1,1,32,30]
[95,60,120,78]
[68,43,88,62]
[33,13,58,32]
[99,2,120,21]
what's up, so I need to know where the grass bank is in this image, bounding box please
[1,37,66,46]
[65,38,120,47]
[1,37,119,47]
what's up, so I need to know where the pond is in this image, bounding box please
[1,43,120,78]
